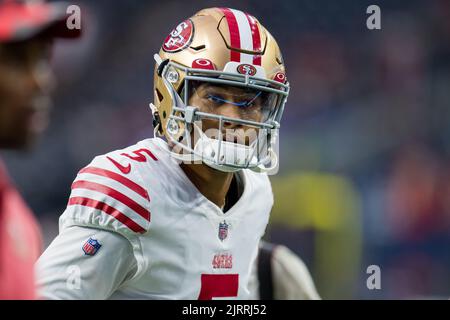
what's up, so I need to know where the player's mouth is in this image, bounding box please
[220,128,257,146]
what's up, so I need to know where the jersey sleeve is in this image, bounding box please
[37,151,155,299]
[35,225,138,300]
[59,153,152,237]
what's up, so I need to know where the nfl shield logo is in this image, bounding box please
[82,238,102,256]
[218,221,229,241]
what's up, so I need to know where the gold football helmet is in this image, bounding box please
[151,7,289,173]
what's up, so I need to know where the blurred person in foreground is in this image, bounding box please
[0,0,79,299]
[36,7,317,299]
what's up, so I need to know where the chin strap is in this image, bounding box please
[249,148,278,173]
[249,129,279,173]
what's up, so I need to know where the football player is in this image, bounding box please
[0,0,79,299]
[37,7,290,299]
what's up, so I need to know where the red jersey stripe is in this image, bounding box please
[71,180,150,221]
[68,197,146,233]
[79,167,149,201]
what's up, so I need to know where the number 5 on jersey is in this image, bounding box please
[198,274,239,300]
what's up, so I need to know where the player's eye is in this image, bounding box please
[238,91,262,108]
[205,92,263,109]
[206,94,227,106]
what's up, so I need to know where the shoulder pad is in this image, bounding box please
[61,142,159,235]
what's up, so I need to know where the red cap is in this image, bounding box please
[0,0,81,43]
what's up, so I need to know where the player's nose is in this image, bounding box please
[220,103,244,129]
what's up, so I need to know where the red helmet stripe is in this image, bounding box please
[220,8,241,63]
[230,8,253,64]
[245,13,262,65]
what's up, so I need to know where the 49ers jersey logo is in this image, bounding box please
[236,64,257,76]
[163,19,194,53]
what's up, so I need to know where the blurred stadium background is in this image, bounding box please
[3,0,450,299]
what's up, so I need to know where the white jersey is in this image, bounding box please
[36,138,273,300]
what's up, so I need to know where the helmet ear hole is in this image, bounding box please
[157,59,170,77]
[155,88,164,103]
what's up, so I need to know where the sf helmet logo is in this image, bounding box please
[237,64,257,76]
[163,19,194,53]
